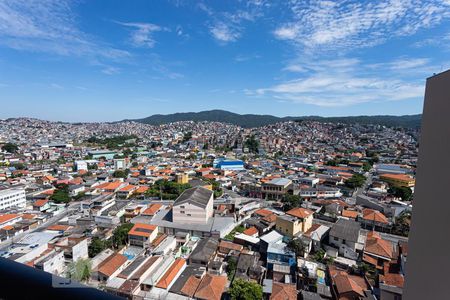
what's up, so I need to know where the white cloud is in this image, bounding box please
[209,23,241,43]
[101,66,120,75]
[116,22,167,48]
[204,2,266,44]
[274,0,450,52]
[251,57,431,107]
[0,0,129,60]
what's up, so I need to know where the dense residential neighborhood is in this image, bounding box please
[0,117,416,300]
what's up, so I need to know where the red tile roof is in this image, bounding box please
[142,204,162,216]
[243,226,259,236]
[364,231,393,259]
[363,209,389,224]
[98,253,127,277]
[33,199,48,207]
[0,214,20,225]
[254,209,273,217]
[194,274,227,300]
[270,282,297,300]
[286,207,313,219]
[155,258,186,289]
[128,223,157,238]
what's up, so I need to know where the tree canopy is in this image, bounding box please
[2,143,18,153]
[50,183,71,204]
[67,258,92,283]
[229,278,263,300]
[345,174,366,189]
[244,135,259,154]
[112,223,134,248]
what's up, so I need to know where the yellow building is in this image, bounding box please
[275,208,314,237]
[379,173,415,188]
[175,173,189,184]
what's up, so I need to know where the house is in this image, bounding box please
[48,234,88,261]
[218,240,243,255]
[329,266,373,300]
[329,219,363,260]
[359,209,391,231]
[141,203,162,217]
[275,207,314,238]
[97,253,128,282]
[172,186,214,224]
[178,273,227,300]
[262,178,293,200]
[235,252,262,281]
[192,274,227,300]
[128,223,158,248]
[33,199,50,212]
[270,282,297,300]
[155,258,186,290]
[363,231,394,270]
[33,249,65,276]
[303,224,330,252]
[69,184,85,197]
[188,238,218,267]
[243,226,259,237]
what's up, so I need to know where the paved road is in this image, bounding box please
[0,207,74,249]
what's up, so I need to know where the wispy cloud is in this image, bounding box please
[203,2,266,44]
[249,57,438,107]
[234,53,261,62]
[0,0,130,60]
[274,0,450,53]
[116,21,168,48]
[101,66,120,75]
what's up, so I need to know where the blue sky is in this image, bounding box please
[0,0,450,122]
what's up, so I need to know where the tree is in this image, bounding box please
[88,237,111,257]
[50,184,70,204]
[67,259,92,283]
[113,169,129,178]
[287,239,304,257]
[229,278,263,300]
[362,161,372,172]
[282,194,302,211]
[244,135,259,154]
[388,186,413,201]
[2,143,18,153]
[345,174,366,189]
[226,257,237,280]
[182,131,192,142]
[112,223,134,248]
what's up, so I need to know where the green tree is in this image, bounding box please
[182,131,192,142]
[282,194,302,211]
[113,169,129,178]
[345,174,366,189]
[2,143,18,153]
[362,161,372,172]
[226,257,237,280]
[388,186,413,201]
[229,278,263,300]
[67,258,92,283]
[112,223,134,248]
[287,238,305,257]
[88,237,111,257]
[50,184,71,204]
[244,135,259,154]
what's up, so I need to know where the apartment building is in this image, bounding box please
[0,188,26,210]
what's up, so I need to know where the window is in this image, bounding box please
[180,205,185,209]
[334,237,339,241]
[180,210,185,214]
[187,214,191,216]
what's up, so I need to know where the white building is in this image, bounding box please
[75,160,88,171]
[172,187,214,224]
[0,188,26,210]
